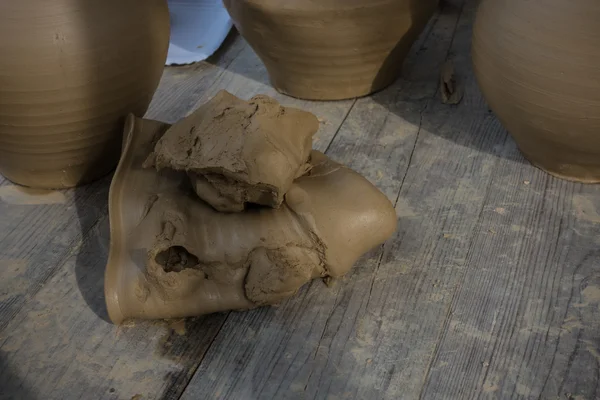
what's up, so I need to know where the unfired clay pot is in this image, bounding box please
[223,0,438,100]
[472,0,600,182]
[0,0,170,189]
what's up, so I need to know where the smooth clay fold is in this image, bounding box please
[105,113,397,324]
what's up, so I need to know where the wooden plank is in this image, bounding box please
[0,218,226,400]
[0,35,356,400]
[419,15,600,400]
[0,32,243,335]
[178,2,516,399]
[146,30,246,124]
[420,147,600,400]
[0,141,111,335]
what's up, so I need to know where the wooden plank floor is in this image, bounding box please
[1,0,599,399]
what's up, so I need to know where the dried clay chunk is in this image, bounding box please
[144,90,318,212]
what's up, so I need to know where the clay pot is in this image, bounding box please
[0,0,170,189]
[222,0,438,100]
[472,0,600,182]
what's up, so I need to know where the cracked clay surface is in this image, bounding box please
[144,90,317,212]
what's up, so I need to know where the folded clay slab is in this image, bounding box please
[105,113,396,324]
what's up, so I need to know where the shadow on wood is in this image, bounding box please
[73,180,111,323]
[0,352,36,400]
[203,27,271,88]
[372,0,526,167]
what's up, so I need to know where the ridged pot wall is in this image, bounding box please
[223,0,438,101]
[472,0,600,182]
[0,0,170,188]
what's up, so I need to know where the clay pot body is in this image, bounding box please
[223,0,438,100]
[0,0,170,188]
[472,0,600,182]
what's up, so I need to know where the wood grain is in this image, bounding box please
[420,7,600,397]
[0,218,227,400]
[420,144,600,400]
[0,175,111,333]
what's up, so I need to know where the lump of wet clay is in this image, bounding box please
[144,90,317,212]
[104,114,397,324]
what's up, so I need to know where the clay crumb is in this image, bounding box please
[155,246,199,273]
[169,319,187,336]
[483,383,499,393]
[440,59,464,105]
[323,276,336,287]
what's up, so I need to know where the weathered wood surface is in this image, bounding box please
[419,3,600,399]
[1,1,600,399]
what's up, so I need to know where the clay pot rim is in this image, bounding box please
[104,113,139,324]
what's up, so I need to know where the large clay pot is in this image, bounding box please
[0,0,170,189]
[223,0,438,101]
[472,0,600,182]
